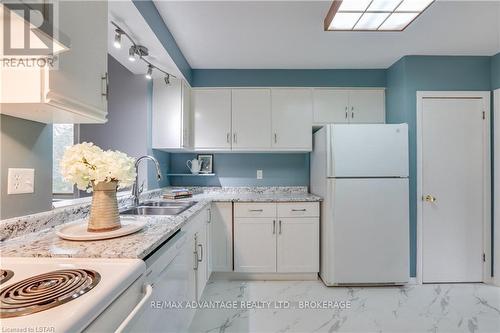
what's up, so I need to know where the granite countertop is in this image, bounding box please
[0,187,321,260]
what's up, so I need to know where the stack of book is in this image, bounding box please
[163,188,193,200]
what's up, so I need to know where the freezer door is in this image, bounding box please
[328,124,408,178]
[328,178,409,284]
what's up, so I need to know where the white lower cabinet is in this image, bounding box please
[277,218,319,272]
[234,202,319,273]
[234,217,277,273]
[210,202,233,272]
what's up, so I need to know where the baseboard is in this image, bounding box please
[212,272,319,281]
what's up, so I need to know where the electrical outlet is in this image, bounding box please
[7,168,34,194]
[256,170,263,180]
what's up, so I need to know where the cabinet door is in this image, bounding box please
[277,218,319,273]
[313,90,349,123]
[210,203,233,272]
[271,89,313,150]
[51,1,107,113]
[231,89,272,150]
[348,90,385,124]
[192,89,232,150]
[234,218,276,272]
[152,78,182,149]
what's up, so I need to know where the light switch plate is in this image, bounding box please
[256,170,263,180]
[7,168,35,194]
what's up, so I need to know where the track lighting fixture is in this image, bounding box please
[145,65,153,80]
[113,29,122,49]
[111,21,175,85]
[128,46,136,62]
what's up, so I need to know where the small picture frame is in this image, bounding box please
[197,154,213,174]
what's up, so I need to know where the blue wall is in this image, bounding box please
[168,153,310,187]
[191,69,386,87]
[492,53,500,90]
[386,55,492,277]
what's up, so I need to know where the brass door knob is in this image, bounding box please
[423,194,437,203]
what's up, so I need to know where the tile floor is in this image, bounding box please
[188,278,500,333]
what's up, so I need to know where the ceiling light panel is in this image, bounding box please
[329,12,363,30]
[354,13,390,30]
[325,0,434,31]
[396,0,434,12]
[338,0,371,12]
[367,0,402,12]
[379,12,419,30]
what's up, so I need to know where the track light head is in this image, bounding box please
[145,65,153,80]
[128,46,137,62]
[164,74,170,85]
[113,29,122,49]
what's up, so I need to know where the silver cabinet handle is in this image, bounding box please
[197,244,203,262]
[249,209,263,212]
[233,133,237,143]
[351,106,354,119]
[226,133,230,143]
[193,235,199,270]
[272,220,276,234]
[345,106,348,119]
[207,208,211,223]
[279,220,282,234]
[101,73,109,99]
[274,133,277,144]
[292,209,306,212]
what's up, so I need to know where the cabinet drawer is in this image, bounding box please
[234,203,276,218]
[277,202,319,218]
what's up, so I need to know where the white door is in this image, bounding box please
[234,218,276,272]
[277,218,319,273]
[210,202,233,272]
[152,77,183,149]
[192,89,232,150]
[348,90,385,124]
[271,89,313,150]
[329,124,409,178]
[421,98,485,283]
[313,89,349,123]
[232,89,272,150]
[330,178,409,284]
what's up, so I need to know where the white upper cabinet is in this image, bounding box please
[192,89,232,150]
[152,78,191,150]
[231,89,272,150]
[313,90,350,123]
[313,89,385,124]
[348,90,385,123]
[0,1,108,123]
[271,89,313,151]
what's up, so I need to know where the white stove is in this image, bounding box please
[0,257,146,332]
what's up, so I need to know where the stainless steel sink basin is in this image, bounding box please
[120,201,197,216]
[140,201,197,208]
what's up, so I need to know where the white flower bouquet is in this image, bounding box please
[60,142,136,192]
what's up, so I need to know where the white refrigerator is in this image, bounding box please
[311,124,409,286]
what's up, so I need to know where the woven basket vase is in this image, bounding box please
[87,181,121,232]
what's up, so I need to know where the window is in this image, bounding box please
[53,124,76,194]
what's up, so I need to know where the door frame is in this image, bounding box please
[416,91,491,284]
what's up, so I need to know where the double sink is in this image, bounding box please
[121,200,197,216]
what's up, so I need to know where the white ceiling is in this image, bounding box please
[153,0,500,69]
[108,1,184,79]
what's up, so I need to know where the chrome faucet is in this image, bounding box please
[131,155,162,206]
